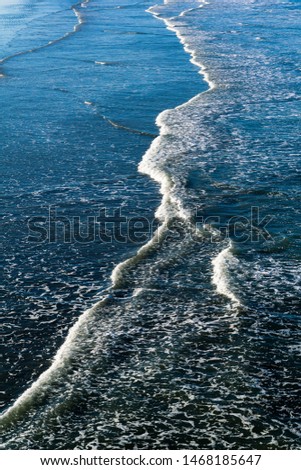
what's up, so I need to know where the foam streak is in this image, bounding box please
[212,242,241,306]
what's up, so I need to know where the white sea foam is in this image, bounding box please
[148,2,243,310]
[0,294,110,423]
[212,242,241,306]
[139,0,215,226]
[72,0,90,29]
[138,2,216,225]
[147,1,214,91]
[138,120,191,223]
[133,287,159,297]
[111,222,167,288]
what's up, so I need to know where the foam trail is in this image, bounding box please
[147,1,215,92]
[0,294,109,425]
[138,119,192,223]
[212,242,241,306]
[146,1,243,309]
[138,0,215,223]
[111,222,167,288]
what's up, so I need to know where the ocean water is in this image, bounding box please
[0,0,300,450]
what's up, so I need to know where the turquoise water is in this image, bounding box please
[0,0,300,449]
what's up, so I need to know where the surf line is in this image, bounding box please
[0,0,237,428]
[147,0,215,93]
[146,0,241,307]
[212,242,241,307]
[0,0,91,74]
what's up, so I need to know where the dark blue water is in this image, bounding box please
[0,0,300,450]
